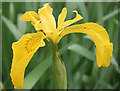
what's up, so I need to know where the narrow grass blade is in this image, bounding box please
[2,16,22,40]
[9,3,15,22]
[96,2,103,25]
[23,56,52,89]
[88,2,96,21]
[0,85,1,90]
[0,2,2,88]
[77,2,89,22]
[102,9,120,21]
[68,44,95,61]
[110,56,119,73]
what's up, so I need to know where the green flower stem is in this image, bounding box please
[51,43,67,89]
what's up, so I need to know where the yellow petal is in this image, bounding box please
[10,32,45,88]
[57,7,67,29]
[37,3,56,32]
[34,21,46,32]
[20,11,40,25]
[57,23,113,67]
[57,10,83,31]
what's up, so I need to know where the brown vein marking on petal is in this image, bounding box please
[25,37,40,53]
[39,30,46,35]
[39,21,41,23]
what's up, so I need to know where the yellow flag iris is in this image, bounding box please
[10,3,113,88]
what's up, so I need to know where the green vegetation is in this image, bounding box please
[2,2,119,89]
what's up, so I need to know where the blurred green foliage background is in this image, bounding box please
[1,2,120,89]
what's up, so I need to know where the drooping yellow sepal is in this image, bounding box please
[10,32,45,88]
[57,22,113,67]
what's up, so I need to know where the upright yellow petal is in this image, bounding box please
[10,32,45,88]
[37,3,56,32]
[20,11,40,25]
[57,10,83,31]
[57,7,67,29]
[57,23,113,67]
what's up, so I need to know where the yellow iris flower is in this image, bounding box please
[10,3,113,88]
